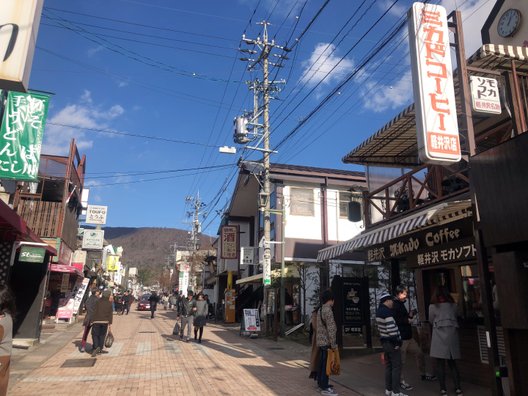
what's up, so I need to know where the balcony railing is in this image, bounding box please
[16,199,79,249]
[365,164,469,226]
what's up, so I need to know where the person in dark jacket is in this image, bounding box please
[148,291,159,318]
[376,291,406,396]
[90,289,113,357]
[177,291,194,341]
[80,288,100,352]
[393,285,435,391]
[121,291,131,315]
[192,293,208,343]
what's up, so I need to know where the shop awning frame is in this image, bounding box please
[317,199,472,261]
[235,273,263,285]
[50,263,83,277]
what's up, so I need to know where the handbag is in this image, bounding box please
[104,331,114,348]
[326,348,341,376]
[173,321,180,336]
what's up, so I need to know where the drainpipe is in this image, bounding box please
[320,178,329,290]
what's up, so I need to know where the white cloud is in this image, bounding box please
[42,91,125,155]
[87,46,104,57]
[361,70,413,113]
[300,43,355,88]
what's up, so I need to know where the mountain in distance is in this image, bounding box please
[103,227,215,272]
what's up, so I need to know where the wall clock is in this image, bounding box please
[497,8,522,38]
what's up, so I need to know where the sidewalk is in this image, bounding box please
[9,310,491,396]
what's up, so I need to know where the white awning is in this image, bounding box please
[235,273,263,285]
[317,200,472,261]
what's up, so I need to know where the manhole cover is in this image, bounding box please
[61,359,96,368]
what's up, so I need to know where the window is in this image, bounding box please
[339,192,352,218]
[290,187,314,216]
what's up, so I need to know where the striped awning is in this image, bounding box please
[317,200,471,261]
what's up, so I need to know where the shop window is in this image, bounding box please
[290,187,314,216]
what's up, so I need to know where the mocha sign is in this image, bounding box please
[366,217,472,261]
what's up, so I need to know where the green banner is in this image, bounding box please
[19,246,46,263]
[0,91,50,180]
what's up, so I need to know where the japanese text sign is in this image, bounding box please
[220,225,239,259]
[82,229,105,250]
[0,90,49,180]
[470,76,501,114]
[409,3,461,164]
[85,205,108,225]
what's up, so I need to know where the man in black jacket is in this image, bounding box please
[177,291,194,341]
[393,285,436,392]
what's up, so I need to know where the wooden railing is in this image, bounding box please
[16,199,79,249]
[365,164,470,226]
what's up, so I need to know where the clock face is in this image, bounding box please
[497,8,522,38]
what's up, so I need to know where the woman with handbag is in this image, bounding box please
[192,293,208,343]
[316,289,338,396]
[90,289,113,357]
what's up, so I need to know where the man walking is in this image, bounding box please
[177,291,194,342]
[121,290,131,315]
[393,285,436,391]
[91,289,113,357]
[148,291,159,319]
[376,291,406,396]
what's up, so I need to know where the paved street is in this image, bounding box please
[9,309,357,396]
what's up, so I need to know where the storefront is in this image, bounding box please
[45,263,84,322]
[0,199,56,342]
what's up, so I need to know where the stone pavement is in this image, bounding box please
[9,308,491,396]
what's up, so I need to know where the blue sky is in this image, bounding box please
[30,0,495,233]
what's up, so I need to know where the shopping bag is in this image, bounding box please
[326,348,341,376]
[172,321,180,336]
[104,331,114,348]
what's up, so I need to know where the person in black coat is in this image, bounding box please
[148,292,160,318]
[90,289,113,356]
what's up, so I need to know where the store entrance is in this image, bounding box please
[422,267,457,320]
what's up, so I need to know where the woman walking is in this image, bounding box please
[91,289,113,357]
[193,293,208,343]
[429,286,463,396]
[80,288,100,352]
[316,289,338,396]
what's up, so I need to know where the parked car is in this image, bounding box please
[137,294,151,311]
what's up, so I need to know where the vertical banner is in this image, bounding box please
[408,3,461,164]
[72,277,90,315]
[0,90,50,180]
[220,225,239,259]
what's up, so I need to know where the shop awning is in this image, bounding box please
[235,273,263,285]
[342,44,528,167]
[317,200,472,261]
[50,263,83,277]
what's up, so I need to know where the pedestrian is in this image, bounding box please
[90,289,113,357]
[121,291,131,315]
[80,288,100,353]
[429,286,463,396]
[0,285,15,396]
[148,291,159,319]
[316,289,338,396]
[192,293,208,343]
[177,291,194,342]
[376,291,407,396]
[308,307,320,383]
[393,285,436,391]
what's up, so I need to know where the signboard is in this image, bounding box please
[407,238,476,267]
[19,246,45,263]
[56,295,75,320]
[0,0,43,91]
[243,309,261,332]
[106,255,119,272]
[220,225,239,259]
[72,277,90,315]
[60,273,70,293]
[342,278,368,334]
[408,3,461,163]
[85,205,108,225]
[82,229,105,250]
[0,90,50,180]
[470,76,501,114]
[240,246,255,265]
[366,218,473,262]
[263,253,271,286]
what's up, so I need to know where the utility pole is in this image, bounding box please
[239,21,289,336]
[185,193,205,291]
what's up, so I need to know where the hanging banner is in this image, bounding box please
[408,3,461,164]
[106,255,119,272]
[220,225,239,259]
[0,90,50,180]
[72,278,90,315]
